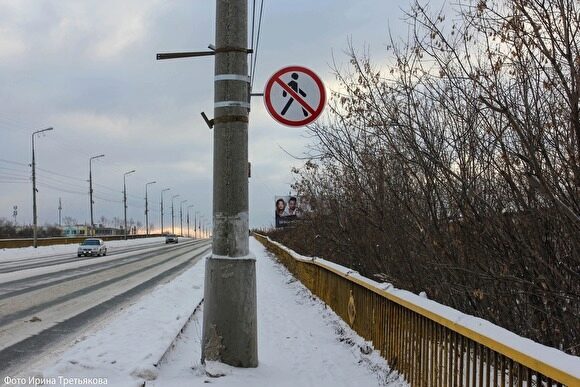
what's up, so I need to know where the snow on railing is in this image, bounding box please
[254,234,580,387]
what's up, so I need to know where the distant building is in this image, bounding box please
[62,225,89,237]
[94,227,124,236]
[62,225,124,237]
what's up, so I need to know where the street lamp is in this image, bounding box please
[160,188,170,234]
[145,181,156,236]
[31,127,53,248]
[180,199,188,236]
[204,216,212,238]
[187,205,194,237]
[123,170,136,239]
[200,215,206,239]
[171,194,180,234]
[195,211,199,239]
[89,154,105,235]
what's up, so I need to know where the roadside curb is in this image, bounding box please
[139,297,205,387]
[153,297,204,368]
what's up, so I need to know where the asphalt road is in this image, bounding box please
[0,239,211,377]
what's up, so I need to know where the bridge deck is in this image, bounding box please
[8,237,401,386]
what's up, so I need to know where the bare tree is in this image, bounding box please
[279,0,579,354]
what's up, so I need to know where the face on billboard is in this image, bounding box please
[276,198,286,214]
[274,195,300,227]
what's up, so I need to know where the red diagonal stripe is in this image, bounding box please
[274,77,316,116]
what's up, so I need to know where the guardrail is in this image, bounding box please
[0,234,164,249]
[254,234,580,387]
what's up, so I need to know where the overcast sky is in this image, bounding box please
[0,0,444,231]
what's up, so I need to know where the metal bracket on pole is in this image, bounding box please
[157,47,254,127]
[201,112,214,129]
[156,48,253,61]
[156,51,215,60]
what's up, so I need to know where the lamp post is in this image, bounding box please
[160,188,170,234]
[200,216,206,239]
[187,205,194,237]
[180,200,187,236]
[32,127,53,248]
[195,211,199,239]
[123,170,136,239]
[89,154,105,235]
[171,194,179,234]
[145,181,156,236]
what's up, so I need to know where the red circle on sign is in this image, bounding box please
[264,66,326,127]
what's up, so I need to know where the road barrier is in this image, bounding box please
[0,234,164,249]
[254,234,580,387]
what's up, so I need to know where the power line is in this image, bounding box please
[0,158,28,167]
[250,0,265,90]
[93,182,121,192]
[0,180,28,184]
[0,166,29,175]
[36,166,86,183]
[1,157,141,200]
[36,174,114,201]
[37,174,87,191]
[36,166,126,200]
[0,166,29,178]
[37,182,86,196]
[32,167,127,204]
[36,182,142,211]
[0,115,44,134]
[250,0,257,79]
[93,194,123,204]
[36,174,122,203]
[0,174,30,186]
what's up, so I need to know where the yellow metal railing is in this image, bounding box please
[254,234,580,387]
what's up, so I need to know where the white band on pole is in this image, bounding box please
[215,74,251,82]
[215,101,251,109]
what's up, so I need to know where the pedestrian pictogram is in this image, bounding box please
[264,66,326,127]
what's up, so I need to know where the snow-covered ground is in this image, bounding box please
[0,237,166,263]
[0,237,183,283]
[2,237,403,387]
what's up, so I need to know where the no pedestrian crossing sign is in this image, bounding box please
[264,66,326,127]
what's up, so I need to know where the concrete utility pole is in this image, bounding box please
[171,194,179,234]
[31,127,53,248]
[201,0,258,367]
[180,199,187,236]
[160,188,170,234]
[187,204,194,237]
[123,170,135,240]
[145,181,156,236]
[89,154,105,235]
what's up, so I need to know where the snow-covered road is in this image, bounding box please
[0,239,177,274]
[0,238,211,378]
[4,237,406,387]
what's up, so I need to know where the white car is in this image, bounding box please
[165,234,178,244]
[77,238,107,257]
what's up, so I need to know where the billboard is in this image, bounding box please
[275,195,301,228]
